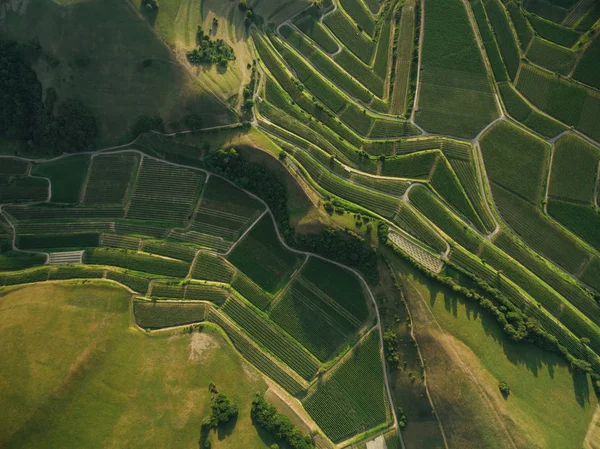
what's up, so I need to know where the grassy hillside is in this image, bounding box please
[389,254,598,449]
[0,0,236,146]
[0,282,279,449]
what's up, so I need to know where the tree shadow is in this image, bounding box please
[216,413,238,440]
[139,4,158,27]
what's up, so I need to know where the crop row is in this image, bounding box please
[6,206,125,221]
[83,248,190,277]
[303,332,388,442]
[106,269,151,294]
[191,252,235,283]
[115,221,168,238]
[470,0,508,82]
[84,153,138,205]
[141,239,197,262]
[581,257,600,293]
[505,0,533,49]
[18,232,100,250]
[222,297,320,380]
[381,150,438,179]
[0,157,29,175]
[494,231,600,324]
[270,282,351,361]
[349,173,410,197]
[323,8,374,63]
[227,215,300,293]
[294,149,400,218]
[127,158,205,224]
[448,158,496,233]
[169,230,232,252]
[17,221,113,234]
[409,186,482,252]
[101,233,140,251]
[492,184,588,274]
[0,177,48,203]
[134,300,206,329]
[293,13,339,54]
[208,309,305,395]
[339,0,376,36]
[498,83,567,138]
[526,37,577,75]
[393,203,448,253]
[482,0,520,79]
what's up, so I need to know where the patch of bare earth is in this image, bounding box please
[189,331,219,362]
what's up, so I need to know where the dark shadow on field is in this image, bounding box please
[216,413,238,440]
[405,262,593,395]
[250,418,285,448]
[139,4,158,26]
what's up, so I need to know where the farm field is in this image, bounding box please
[3,0,600,445]
[0,282,274,449]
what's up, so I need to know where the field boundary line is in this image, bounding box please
[223,209,267,256]
[268,254,309,312]
[410,0,424,123]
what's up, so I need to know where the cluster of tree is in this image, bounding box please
[397,406,407,429]
[187,26,235,66]
[251,394,314,449]
[0,40,97,154]
[388,243,595,374]
[242,63,257,110]
[203,148,380,283]
[383,329,402,369]
[238,0,255,27]
[130,115,164,139]
[201,384,238,448]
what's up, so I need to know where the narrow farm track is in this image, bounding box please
[3,145,403,448]
[410,0,425,122]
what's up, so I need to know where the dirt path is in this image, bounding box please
[410,0,425,123]
[583,404,600,449]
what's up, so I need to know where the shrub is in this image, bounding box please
[499,380,510,397]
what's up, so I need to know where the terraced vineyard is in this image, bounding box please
[3,0,600,446]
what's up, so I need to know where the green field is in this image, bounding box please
[389,255,598,449]
[480,120,550,203]
[415,0,498,138]
[227,215,301,293]
[573,35,600,89]
[303,331,389,442]
[31,155,90,204]
[0,282,277,449]
[548,133,599,204]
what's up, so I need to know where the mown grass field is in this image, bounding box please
[389,254,598,449]
[0,282,277,449]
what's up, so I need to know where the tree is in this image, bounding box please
[142,0,159,10]
[498,380,510,398]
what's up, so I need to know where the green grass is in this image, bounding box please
[323,8,374,63]
[1,0,235,146]
[498,83,567,138]
[547,200,600,252]
[516,63,600,142]
[573,34,600,90]
[134,300,206,329]
[528,13,581,47]
[389,255,598,449]
[227,215,301,293]
[548,133,599,203]
[470,0,509,82]
[0,282,273,449]
[31,155,90,204]
[83,153,139,205]
[302,331,389,442]
[480,120,550,203]
[84,247,190,276]
[221,296,320,380]
[526,37,577,75]
[491,184,589,274]
[482,0,521,80]
[416,0,497,138]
